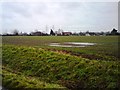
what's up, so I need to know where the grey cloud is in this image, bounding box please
[2,2,32,18]
[2,2,118,33]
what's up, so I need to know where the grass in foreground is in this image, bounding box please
[2,45,120,89]
[2,66,66,89]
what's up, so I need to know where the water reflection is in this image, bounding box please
[49,42,96,47]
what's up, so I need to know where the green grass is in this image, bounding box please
[3,36,119,45]
[2,36,120,89]
[2,66,66,89]
[2,36,119,60]
[2,44,120,89]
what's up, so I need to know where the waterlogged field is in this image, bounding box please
[2,36,120,89]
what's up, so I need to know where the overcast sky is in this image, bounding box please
[1,1,118,34]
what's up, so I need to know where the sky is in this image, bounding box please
[0,0,118,34]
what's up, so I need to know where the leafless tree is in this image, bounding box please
[13,29,19,35]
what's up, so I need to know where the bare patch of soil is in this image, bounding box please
[44,48,103,60]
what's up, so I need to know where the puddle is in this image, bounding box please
[63,42,96,46]
[49,42,96,47]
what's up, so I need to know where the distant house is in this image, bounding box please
[31,31,43,36]
[55,31,61,36]
[79,32,85,36]
[85,31,90,36]
[55,29,63,36]
[85,33,90,36]
[19,32,28,36]
[62,32,72,36]
[89,32,96,36]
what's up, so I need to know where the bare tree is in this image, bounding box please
[13,29,19,35]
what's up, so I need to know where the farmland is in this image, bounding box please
[2,36,120,89]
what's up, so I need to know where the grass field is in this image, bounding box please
[2,36,120,89]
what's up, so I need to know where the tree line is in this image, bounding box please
[1,28,120,36]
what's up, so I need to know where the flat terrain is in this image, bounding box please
[2,36,120,89]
